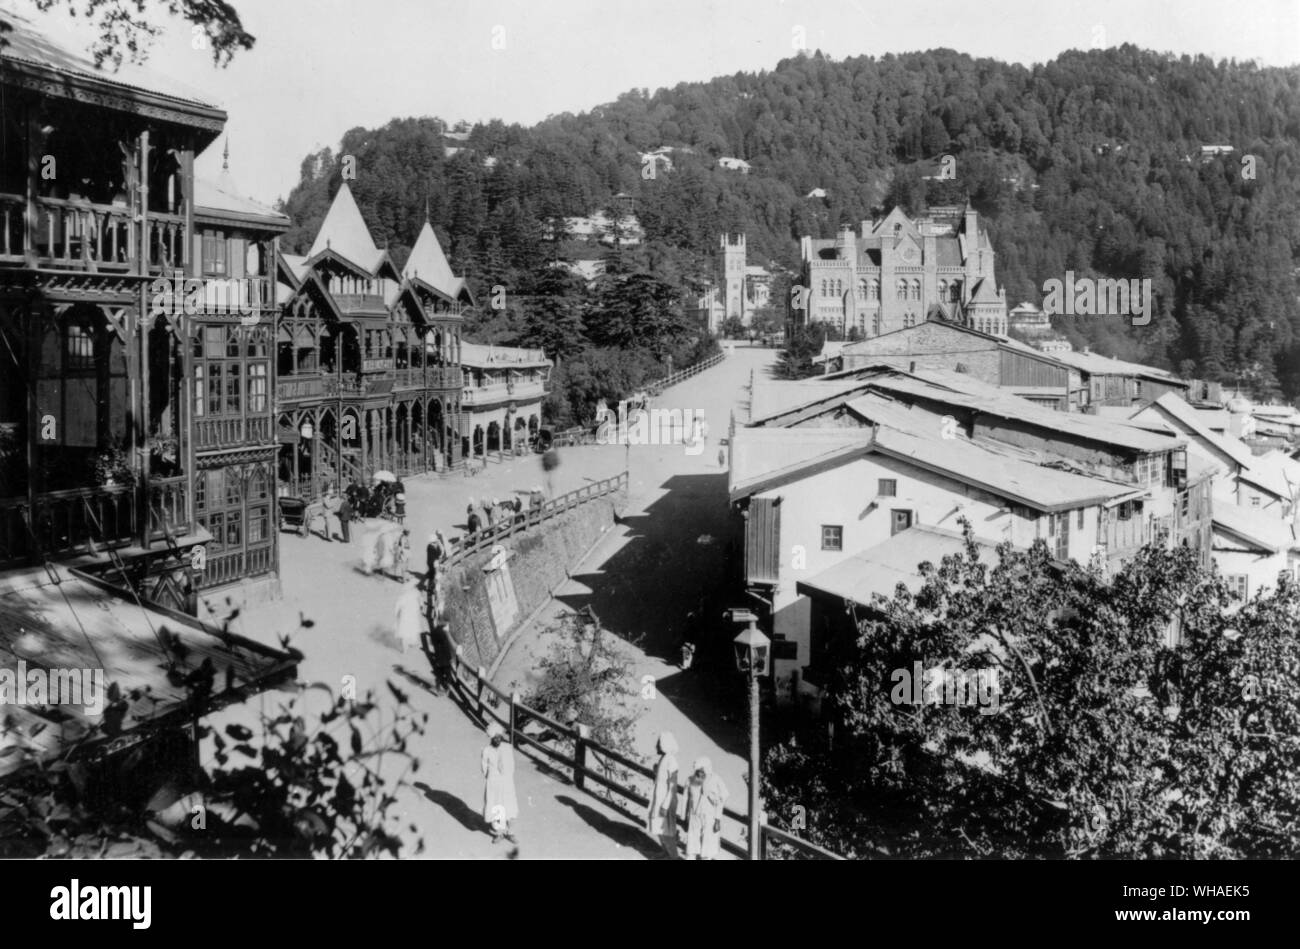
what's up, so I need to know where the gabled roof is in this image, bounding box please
[728,428,872,500]
[1052,349,1184,384]
[1131,394,1255,471]
[307,183,388,275]
[195,169,290,230]
[729,418,1138,512]
[403,221,468,301]
[870,425,1138,512]
[796,525,1003,607]
[1212,503,1298,554]
[748,378,878,424]
[859,367,1180,455]
[968,276,1002,305]
[836,321,1067,370]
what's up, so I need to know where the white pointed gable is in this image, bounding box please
[308,182,383,273]
[403,221,464,298]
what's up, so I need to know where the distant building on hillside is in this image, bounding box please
[792,203,1008,339]
[717,157,751,173]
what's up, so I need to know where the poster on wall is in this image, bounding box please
[483,545,519,638]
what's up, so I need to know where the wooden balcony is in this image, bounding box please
[0,193,185,274]
[0,485,135,567]
[276,376,326,403]
[148,475,191,540]
[462,378,546,407]
[335,293,387,316]
[193,414,274,451]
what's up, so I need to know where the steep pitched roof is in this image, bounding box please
[968,276,1002,304]
[403,221,465,299]
[1131,394,1255,471]
[1212,503,1298,554]
[307,183,385,273]
[195,169,289,229]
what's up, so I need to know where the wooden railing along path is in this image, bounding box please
[442,644,842,861]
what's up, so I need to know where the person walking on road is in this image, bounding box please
[393,577,423,654]
[482,722,519,844]
[685,756,729,860]
[337,491,353,542]
[646,732,681,858]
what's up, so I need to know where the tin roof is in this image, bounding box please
[0,7,225,122]
[796,525,1002,606]
[0,565,299,777]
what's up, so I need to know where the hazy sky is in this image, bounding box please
[21,0,1300,205]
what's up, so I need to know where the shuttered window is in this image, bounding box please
[745,497,781,584]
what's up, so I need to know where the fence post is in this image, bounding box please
[509,691,519,741]
[574,723,591,790]
[454,645,464,687]
[476,665,487,721]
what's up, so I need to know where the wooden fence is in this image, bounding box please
[646,350,727,396]
[442,472,628,567]
[441,638,842,861]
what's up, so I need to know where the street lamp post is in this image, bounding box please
[728,608,770,861]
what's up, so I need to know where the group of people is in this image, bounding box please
[646,731,730,860]
[472,724,730,859]
[463,488,545,541]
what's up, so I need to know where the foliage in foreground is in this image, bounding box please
[0,615,426,858]
[763,523,1300,859]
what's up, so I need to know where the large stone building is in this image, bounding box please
[793,204,1008,338]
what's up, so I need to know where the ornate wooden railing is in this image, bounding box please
[0,485,135,567]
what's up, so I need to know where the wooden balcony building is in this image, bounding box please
[274,184,470,499]
[0,13,233,610]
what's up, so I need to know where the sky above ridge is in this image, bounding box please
[15,0,1298,205]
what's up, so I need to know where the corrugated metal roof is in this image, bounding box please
[1137,394,1255,470]
[1212,502,1298,554]
[0,565,298,775]
[866,369,1181,454]
[796,525,1002,606]
[195,170,289,225]
[728,428,869,498]
[1051,349,1179,381]
[871,424,1137,511]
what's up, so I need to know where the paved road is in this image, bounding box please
[211,346,775,858]
[494,346,780,849]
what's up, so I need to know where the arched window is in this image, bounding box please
[859,279,869,299]
[870,278,880,301]
[938,279,948,301]
[821,279,829,297]
[950,280,962,303]
[896,278,908,300]
[910,279,921,301]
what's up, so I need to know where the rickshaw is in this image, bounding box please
[277,497,310,537]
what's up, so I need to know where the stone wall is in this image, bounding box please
[441,493,622,670]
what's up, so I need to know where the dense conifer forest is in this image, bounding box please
[281,45,1300,404]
